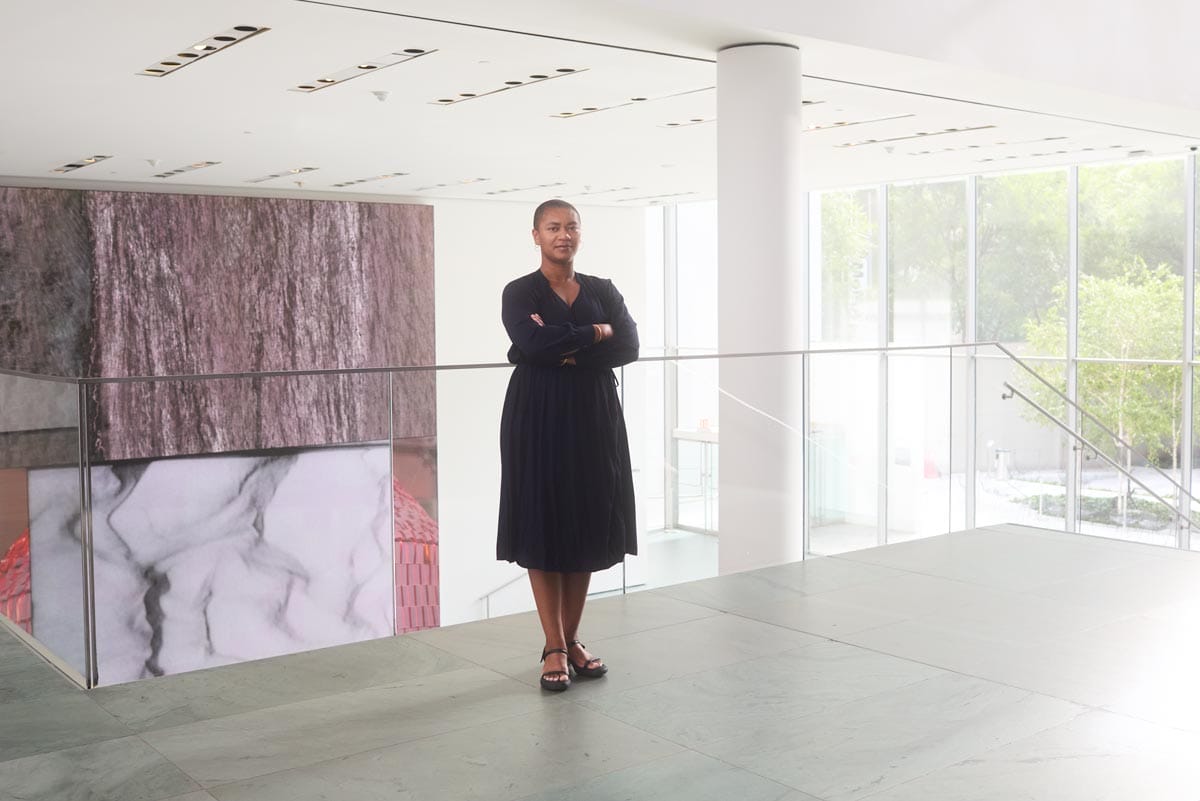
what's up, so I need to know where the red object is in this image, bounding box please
[393,481,439,632]
[0,530,33,634]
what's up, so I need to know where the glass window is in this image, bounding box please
[888,180,968,345]
[976,170,1069,356]
[1078,159,1187,360]
[811,188,881,346]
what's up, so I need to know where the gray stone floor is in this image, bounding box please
[5,523,1200,800]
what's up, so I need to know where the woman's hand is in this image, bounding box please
[530,313,545,327]
[593,323,614,343]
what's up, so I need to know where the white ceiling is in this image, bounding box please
[2,0,1197,206]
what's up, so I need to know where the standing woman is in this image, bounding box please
[497,199,639,691]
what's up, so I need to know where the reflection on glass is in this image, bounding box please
[808,352,880,555]
[0,372,85,680]
[976,170,1068,357]
[887,352,952,542]
[812,188,881,346]
[888,180,968,345]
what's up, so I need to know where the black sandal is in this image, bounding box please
[567,640,608,678]
[540,647,571,691]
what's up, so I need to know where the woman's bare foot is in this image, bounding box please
[567,640,607,676]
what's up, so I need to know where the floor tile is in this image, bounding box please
[204,704,682,801]
[840,529,1144,592]
[0,735,199,801]
[511,750,805,801]
[580,639,942,748]
[699,672,1083,800]
[0,692,131,762]
[490,613,825,698]
[730,594,910,638]
[91,634,470,732]
[144,666,553,786]
[650,556,905,613]
[411,592,721,666]
[861,710,1200,801]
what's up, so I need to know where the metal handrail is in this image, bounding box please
[1001,382,1200,531]
[991,342,1200,512]
[480,572,529,619]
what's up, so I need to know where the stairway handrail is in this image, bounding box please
[992,342,1200,513]
[1002,382,1200,531]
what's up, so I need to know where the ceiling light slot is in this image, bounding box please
[836,124,996,148]
[661,117,714,128]
[432,68,588,105]
[52,155,111,173]
[331,172,410,188]
[412,178,490,192]
[616,191,699,203]
[138,26,268,77]
[485,181,569,196]
[293,49,435,93]
[805,113,915,132]
[553,86,712,119]
[153,161,220,179]
[246,166,319,184]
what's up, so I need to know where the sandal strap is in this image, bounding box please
[566,641,602,668]
[541,669,569,678]
[540,647,569,662]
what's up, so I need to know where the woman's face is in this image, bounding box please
[533,207,581,267]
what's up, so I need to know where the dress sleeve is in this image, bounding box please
[573,279,640,369]
[502,277,597,365]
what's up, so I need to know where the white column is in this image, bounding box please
[717,43,807,574]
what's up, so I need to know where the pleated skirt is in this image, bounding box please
[497,364,637,572]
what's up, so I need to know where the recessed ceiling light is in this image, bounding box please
[835,124,994,148]
[51,154,111,173]
[140,25,268,77]
[431,67,588,105]
[292,49,435,93]
[153,160,220,179]
[331,171,410,188]
[486,181,569,196]
[246,166,318,184]
[554,87,714,120]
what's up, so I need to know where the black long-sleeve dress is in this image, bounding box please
[497,269,639,572]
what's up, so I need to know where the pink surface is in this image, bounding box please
[0,530,32,634]
[394,480,439,632]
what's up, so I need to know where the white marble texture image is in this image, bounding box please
[27,467,87,676]
[29,444,394,684]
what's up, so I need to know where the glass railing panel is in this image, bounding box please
[808,351,882,555]
[886,349,953,543]
[431,364,532,622]
[1075,361,1183,546]
[625,358,718,591]
[977,354,1071,531]
[0,371,85,680]
[84,372,395,685]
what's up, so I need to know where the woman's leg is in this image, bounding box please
[562,571,602,669]
[527,568,568,682]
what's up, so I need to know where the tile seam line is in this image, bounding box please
[134,696,562,791]
[122,662,528,740]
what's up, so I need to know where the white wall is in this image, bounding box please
[431,198,650,625]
